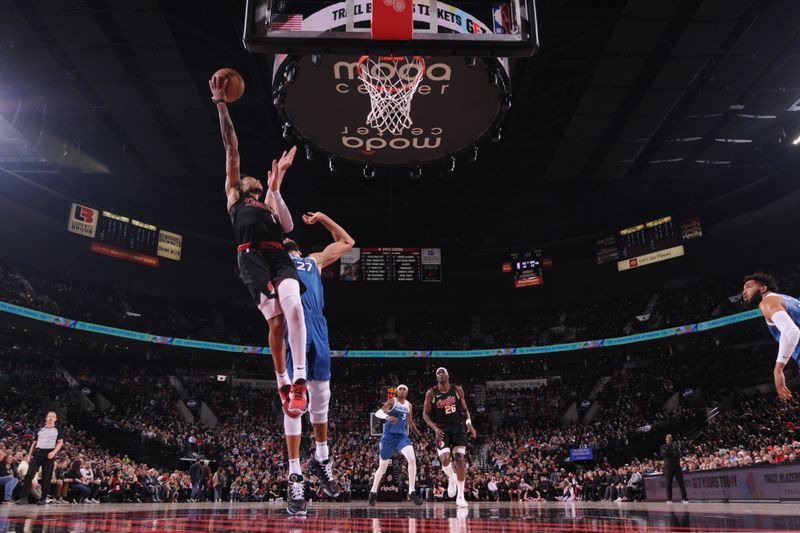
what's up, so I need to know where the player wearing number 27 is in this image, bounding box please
[279,213,355,516]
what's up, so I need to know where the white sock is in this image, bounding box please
[371,460,391,493]
[276,279,307,383]
[315,441,329,462]
[457,480,465,498]
[443,463,455,478]
[276,370,290,388]
[401,446,417,494]
[289,458,302,478]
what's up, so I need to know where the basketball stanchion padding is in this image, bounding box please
[371,0,413,40]
[358,56,426,135]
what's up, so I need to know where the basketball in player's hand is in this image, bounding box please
[213,68,245,103]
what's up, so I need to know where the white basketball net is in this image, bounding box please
[358,56,426,136]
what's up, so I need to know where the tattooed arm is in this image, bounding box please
[210,75,241,211]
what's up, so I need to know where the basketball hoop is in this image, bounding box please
[357,55,426,136]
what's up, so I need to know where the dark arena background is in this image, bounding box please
[3,0,800,532]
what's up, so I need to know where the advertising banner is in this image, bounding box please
[645,463,800,501]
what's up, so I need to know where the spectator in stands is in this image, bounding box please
[64,460,91,503]
[0,450,18,503]
[625,466,644,501]
[80,461,101,503]
[106,469,125,503]
[519,478,533,501]
[487,476,498,501]
[53,458,71,503]
[603,468,621,501]
[212,466,226,502]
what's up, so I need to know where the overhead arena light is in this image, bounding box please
[793,136,800,146]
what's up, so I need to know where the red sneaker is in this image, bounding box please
[279,384,299,418]
[287,381,308,416]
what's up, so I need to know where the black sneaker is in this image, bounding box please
[287,474,307,516]
[368,491,377,507]
[409,491,423,506]
[14,499,27,505]
[308,457,340,498]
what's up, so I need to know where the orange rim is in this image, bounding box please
[357,55,426,94]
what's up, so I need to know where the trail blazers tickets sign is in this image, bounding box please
[67,203,99,238]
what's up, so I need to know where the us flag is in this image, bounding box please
[272,13,303,30]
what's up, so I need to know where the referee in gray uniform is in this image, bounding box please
[16,411,64,505]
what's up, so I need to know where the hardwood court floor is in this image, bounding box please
[2,500,800,532]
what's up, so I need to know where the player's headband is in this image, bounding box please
[397,384,408,391]
[435,367,448,376]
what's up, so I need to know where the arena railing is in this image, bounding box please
[0,299,760,358]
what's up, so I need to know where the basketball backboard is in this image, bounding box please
[243,0,539,57]
[244,0,537,168]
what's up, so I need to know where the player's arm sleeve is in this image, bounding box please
[375,398,395,419]
[772,310,800,364]
[269,190,294,233]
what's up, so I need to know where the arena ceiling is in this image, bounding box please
[2,0,800,255]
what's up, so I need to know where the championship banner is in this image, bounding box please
[67,203,99,238]
[645,463,800,502]
[157,229,183,261]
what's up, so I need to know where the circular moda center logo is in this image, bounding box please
[277,55,508,165]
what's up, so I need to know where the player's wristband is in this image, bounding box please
[212,97,226,105]
[375,410,388,420]
[465,418,472,426]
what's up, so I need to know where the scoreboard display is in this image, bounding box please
[67,202,183,268]
[340,247,442,282]
[96,211,158,255]
[502,250,545,288]
[618,216,679,260]
[595,215,701,271]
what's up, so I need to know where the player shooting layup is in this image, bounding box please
[210,74,308,415]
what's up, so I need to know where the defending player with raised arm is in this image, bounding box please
[423,367,477,508]
[742,273,800,401]
[210,73,308,418]
[278,211,355,515]
[368,385,423,507]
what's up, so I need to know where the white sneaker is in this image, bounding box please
[447,475,458,498]
[682,500,689,504]
[456,497,468,508]
[614,497,623,502]
[666,500,673,504]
